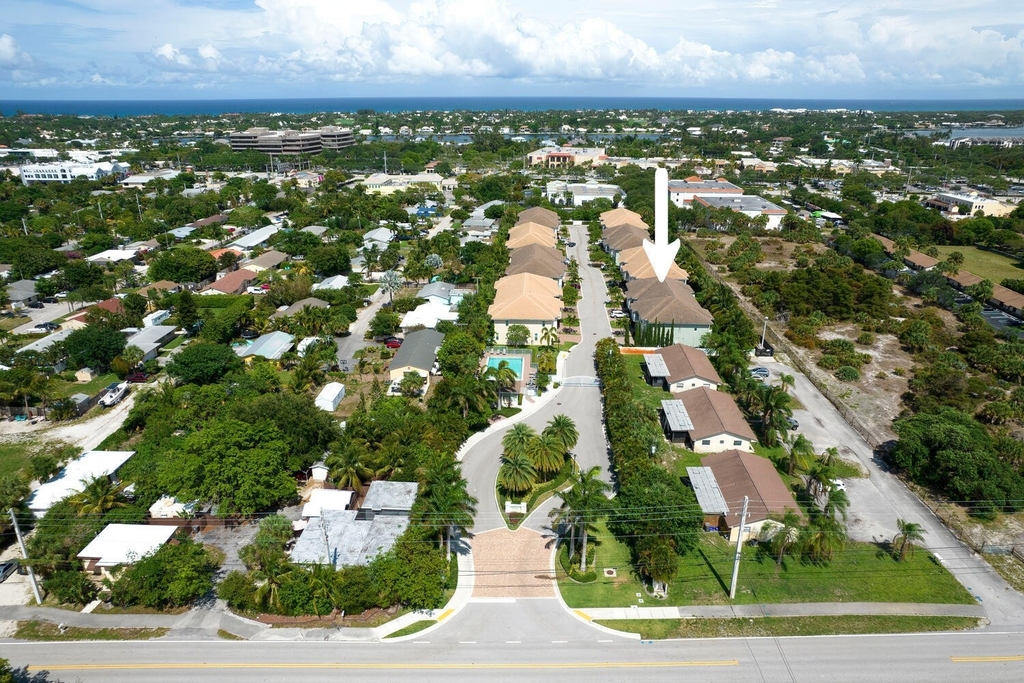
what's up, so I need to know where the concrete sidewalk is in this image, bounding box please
[575,602,987,621]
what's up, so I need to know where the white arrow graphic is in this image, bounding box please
[642,167,680,283]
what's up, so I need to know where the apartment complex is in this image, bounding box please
[228,126,355,155]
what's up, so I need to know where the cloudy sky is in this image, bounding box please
[1,0,1022,100]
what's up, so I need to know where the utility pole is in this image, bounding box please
[9,508,43,605]
[728,496,749,600]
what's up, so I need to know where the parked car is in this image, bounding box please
[0,560,17,584]
[27,301,44,309]
[33,321,59,332]
[126,372,150,383]
[384,337,403,349]
[42,296,59,304]
[750,366,770,378]
[832,479,847,492]
[246,286,265,295]
[566,241,576,247]
[99,382,129,407]
[240,329,260,340]
[609,310,627,319]
[786,417,799,430]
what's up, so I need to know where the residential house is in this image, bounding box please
[674,387,757,453]
[27,450,136,516]
[125,325,178,362]
[527,146,607,169]
[546,180,623,206]
[362,227,396,250]
[700,450,802,542]
[237,331,295,360]
[506,222,558,249]
[643,344,721,392]
[290,481,418,568]
[86,249,139,265]
[602,224,650,261]
[506,244,567,284]
[489,274,561,345]
[6,279,40,306]
[388,329,444,382]
[205,269,256,295]
[240,249,289,273]
[300,489,354,520]
[311,274,350,292]
[16,328,73,362]
[228,225,280,251]
[693,195,788,231]
[136,280,180,298]
[77,524,177,579]
[400,300,460,332]
[515,206,560,229]
[685,466,731,532]
[600,207,646,230]
[992,284,1024,317]
[269,296,329,320]
[617,246,689,282]
[417,281,468,307]
[301,225,329,238]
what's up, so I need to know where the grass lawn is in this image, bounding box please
[933,245,1024,283]
[14,620,169,641]
[162,334,186,350]
[384,620,436,638]
[0,441,37,479]
[54,371,119,399]
[558,527,974,608]
[984,553,1024,594]
[622,353,671,414]
[596,615,981,640]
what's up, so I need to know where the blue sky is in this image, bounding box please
[1,0,1023,100]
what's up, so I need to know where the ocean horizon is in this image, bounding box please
[2,96,1024,117]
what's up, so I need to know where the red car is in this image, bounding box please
[126,372,150,383]
[384,338,403,349]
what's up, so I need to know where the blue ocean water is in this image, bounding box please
[1,97,1023,117]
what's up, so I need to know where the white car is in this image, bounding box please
[609,310,627,319]
[832,479,847,492]
[99,382,129,407]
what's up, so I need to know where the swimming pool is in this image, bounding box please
[487,356,524,379]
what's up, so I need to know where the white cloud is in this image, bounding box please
[2,0,1023,94]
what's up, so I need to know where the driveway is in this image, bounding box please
[334,287,386,368]
[753,356,1024,626]
[10,299,88,334]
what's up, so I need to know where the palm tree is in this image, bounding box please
[327,445,375,496]
[497,451,536,498]
[379,269,403,304]
[253,556,294,612]
[824,487,850,523]
[786,433,815,477]
[778,373,795,394]
[421,477,478,561]
[68,476,127,516]
[801,516,846,563]
[120,344,145,371]
[539,326,559,348]
[806,460,835,501]
[501,423,537,461]
[543,414,579,454]
[484,360,518,407]
[440,374,490,420]
[308,563,340,617]
[526,431,565,479]
[893,518,927,562]
[361,245,380,279]
[555,466,610,572]
[759,384,794,447]
[760,509,803,573]
[549,486,581,560]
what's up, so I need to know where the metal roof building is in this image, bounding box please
[685,466,729,516]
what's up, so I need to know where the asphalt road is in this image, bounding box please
[6,627,1024,682]
[754,358,1024,626]
[461,222,614,535]
[9,299,86,334]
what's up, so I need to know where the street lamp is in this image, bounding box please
[760,316,768,349]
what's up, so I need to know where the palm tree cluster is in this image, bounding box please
[417,454,477,560]
[497,415,579,498]
[550,465,610,572]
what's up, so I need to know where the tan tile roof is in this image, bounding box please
[600,207,645,228]
[701,450,802,526]
[946,271,983,288]
[243,249,289,270]
[516,207,560,229]
[490,274,562,321]
[603,224,649,251]
[656,344,722,386]
[507,244,566,279]
[617,246,689,281]
[494,273,561,298]
[904,251,939,269]
[872,234,895,251]
[631,287,714,326]
[506,227,558,249]
[208,269,256,293]
[677,387,757,442]
[993,284,1024,311]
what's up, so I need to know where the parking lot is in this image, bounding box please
[8,299,82,334]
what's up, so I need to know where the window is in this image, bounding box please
[733,440,742,446]
[701,439,711,446]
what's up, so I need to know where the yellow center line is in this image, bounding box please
[951,655,1024,663]
[31,661,739,672]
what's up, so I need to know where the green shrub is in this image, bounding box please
[835,366,861,382]
[217,571,256,612]
[558,544,597,583]
[43,570,98,605]
[856,332,875,345]
[818,354,842,370]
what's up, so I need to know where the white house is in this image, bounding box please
[77,524,177,578]
[28,450,136,517]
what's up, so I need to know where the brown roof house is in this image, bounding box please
[506,222,558,249]
[240,249,289,273]
[626,279,713,347]
[206,269,256,295]
[643,344,722,392]
[506,244,567,284]
[616,246,689,282]
[489,274,561,345]
[700,450,802,542]
[603,224,649,261]
[671,386,756,453]
[516,206,560,229]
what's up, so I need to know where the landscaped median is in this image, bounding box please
[594,616,983,640]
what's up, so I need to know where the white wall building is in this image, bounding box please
[19,161,128,185]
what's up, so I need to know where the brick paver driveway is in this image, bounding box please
[471,528,556,598]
